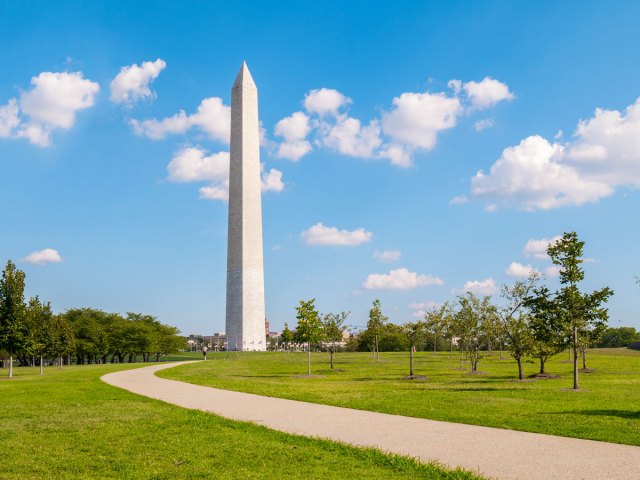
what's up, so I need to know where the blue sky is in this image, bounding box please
[1,1,639,334]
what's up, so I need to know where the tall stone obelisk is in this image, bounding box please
[225,62,266,351]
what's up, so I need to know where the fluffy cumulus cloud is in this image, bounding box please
[130,97,230,143]
[474,118,494,131]
[273,111,312,161]
[363,268,444,290]
[465,98,640,210]
[109,58,166,105]
[303,88,350,116]
[301,223,372,246]
[469,136,613,210]
[461,77,514,110]
[23,248,63,265]
[373,249,401,263]
[505,262,539,278]
[0,71,99,147]
[461,277,497,295]
[167,147,283,201]
[524,235,561,259]
[272,77,512,167]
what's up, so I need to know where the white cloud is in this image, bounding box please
[130,97,230,143]
[23,248,63,265]
[474,118,494,131]
[461,277,497,295]
[322,117,382,158]
[505,262,539,278]
[110,58,166,105]
[373,250,401,263]
[0,99,20,137]
[301,223,372,246]
[304,88,350,116]
[467,98,640,210]
[462,77,514,110]
[274,111,312,161]
[261,168,284,192]
[167,147,229,183]
[381,91,462,165]
[523,235,561,259]
[408,300,441,318]
[449,195,467,205]
[470,135,613,210]
[5,71,100,147]
[199,183,229,201]
[363,268,444,290]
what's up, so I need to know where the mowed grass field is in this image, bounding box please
[0,364,481,480]
[160,348,640,446]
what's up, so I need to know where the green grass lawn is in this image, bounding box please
[159,348,640,446]
[0,364,481,480]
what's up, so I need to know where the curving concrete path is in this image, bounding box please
[102,362,640,480]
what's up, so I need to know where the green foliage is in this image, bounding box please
[594,327,640,348]
[0,261,28,357]
[452,292,494,371]
[546,231,614,388]
[294,299,325,345]
[364,299,388,360]
[281,322,294,344]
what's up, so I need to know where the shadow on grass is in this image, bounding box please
[559,409,640,420]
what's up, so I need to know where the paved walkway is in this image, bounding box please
[102,362,640,480]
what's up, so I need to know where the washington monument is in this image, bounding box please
[225,62,266,351]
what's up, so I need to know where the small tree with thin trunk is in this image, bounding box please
[366,299,388,361]
[323,311,349,369]
[499,275,538,380]
[281,323,293,352]
[294,299,325,376]
[402,321,426,377]
[424,303,449,354]
[547,232,613,390]
[25,296,55,375]
[0,261,28,378]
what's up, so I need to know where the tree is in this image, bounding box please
[453,292,492,372]
[323,311,349,369]
[366,299,388,361]
[295,299,325,376]
[25,296,55,375]
[49,314,75,368]
[0,261,28,378]
[547,232,614,390]
[595,326,640,347]
[527,286,565,375]
[424,303,449,354]
[281,323,293,351]
[499,275,537,380]
[402,321,426,377]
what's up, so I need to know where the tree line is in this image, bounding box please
[0,261,185,378]
[289,232,619,390]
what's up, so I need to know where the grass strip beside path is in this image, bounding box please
[0,363,481,480]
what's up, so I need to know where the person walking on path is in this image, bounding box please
[202,346,208,360]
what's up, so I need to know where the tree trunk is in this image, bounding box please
[409,346,414,376]
[573,325,580,390]
[433,335,437,354]
[517,356,523,380]
[582,345,587,370]
[459,347,463,369]
[8,354,13,378]
[330,350,334,369]
[307,343,311,376]
[59,355,63,370]
[40,354,44,375]
[539,356,546,374]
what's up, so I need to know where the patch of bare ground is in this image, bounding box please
[528,373,561,379]
[403,375,428,381]
[580,368,597,373]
